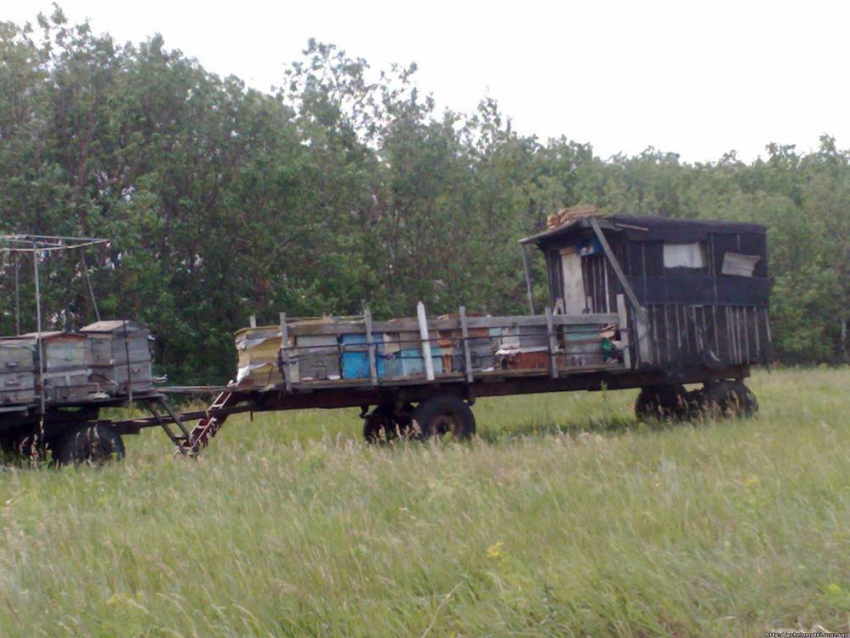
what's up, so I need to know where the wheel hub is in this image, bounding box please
[430,412,462,438]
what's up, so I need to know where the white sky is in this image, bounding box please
[7,0,850,163]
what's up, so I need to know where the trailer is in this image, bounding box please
[0,213,769,464]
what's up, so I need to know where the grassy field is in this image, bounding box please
[0,368,848,637]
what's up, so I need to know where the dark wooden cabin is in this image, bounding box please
[522,214,770,378]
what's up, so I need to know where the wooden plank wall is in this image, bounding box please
[580,249,624,316]
[639,303,770,369]
[581,254,609,313]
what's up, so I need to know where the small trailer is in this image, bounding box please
[0,214,770,463]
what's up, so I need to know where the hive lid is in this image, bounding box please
[234,325,281,339]
[21,331,87,341]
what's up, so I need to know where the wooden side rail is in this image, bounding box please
[283,312,620,337]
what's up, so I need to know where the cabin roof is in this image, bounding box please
[80,320,146,333]
[520,214,767,246]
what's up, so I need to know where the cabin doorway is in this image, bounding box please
[559,248,587,314]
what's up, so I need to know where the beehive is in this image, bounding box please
[294,334,341,381]
[235,318,351,388]
[80,320,153,395]
[437,313,494,374]
[0,337,38,405]
[234,326,284,388]
[23,331,95,403]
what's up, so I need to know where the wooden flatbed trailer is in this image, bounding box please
[112,359,754,447]
[0,214,769,463]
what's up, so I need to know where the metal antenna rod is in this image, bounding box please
[32,242,45,415]
[80,250,101,322]
[14,255,20,336]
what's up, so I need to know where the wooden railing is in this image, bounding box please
[240,295,634,392]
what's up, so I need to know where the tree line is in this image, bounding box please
[0,9,847,384]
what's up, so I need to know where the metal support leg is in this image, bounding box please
[149,399,194,455]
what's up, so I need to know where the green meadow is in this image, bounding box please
[0,367,848,637]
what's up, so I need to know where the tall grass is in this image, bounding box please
[0,368,848,637]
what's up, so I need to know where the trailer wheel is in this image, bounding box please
[411,396,476,440]
[701,381,758,419]
[363,404,413,443]
[13,433,51,464]
[635,385,690,421]
[635,385,684,420]
[57,424,125,466]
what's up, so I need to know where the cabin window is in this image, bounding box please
[663,242,706,269]
[721,252,760,277]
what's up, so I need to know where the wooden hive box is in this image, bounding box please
[235,318,349,388]
[436,313,493,374]
[234,326,283,388]
[495,325,552,371]
[294,334,341,381]
[0,337,38,405]
[289,318,344,382]
[23,331,95,403]
[80,320,153,396]
[380,319,442,378]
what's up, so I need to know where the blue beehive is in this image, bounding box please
[382,347,444,378]
[340,333,386,379]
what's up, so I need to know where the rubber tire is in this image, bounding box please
[635,385,689,421]
[57,424,125,466]
[363,411,386,443]
[13,433,50,465]
[363,404,413,443]
[411,396,476,440]
[702,380,758,418]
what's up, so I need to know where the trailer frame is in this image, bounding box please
[0,214,769,462]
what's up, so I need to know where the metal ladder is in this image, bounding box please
[179,391,237,454]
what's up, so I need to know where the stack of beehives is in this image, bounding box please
[233,313,504,389]
[235,318,345,387]
[0,320,153,406]
[81,321,153,396]
[0,337,38,405]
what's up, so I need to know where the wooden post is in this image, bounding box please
[764,307,772,369]
[692,305,702,354]
[635,307,652,367]
[711,305,719,356]
[544,306,559,379]
[521,243,535,315]
[753,306,760,358]
[249,315,257,328]
[729,307,736,362]
[417,302,435,381]
[459,306,474,383]
[732,306,744,363]
[364,308,378,386]
[616,294,632,370]
[121,319,134,404]
[280,312,292,392]
[725,307,733,362]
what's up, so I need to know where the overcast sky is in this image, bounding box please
[7,0,849,163]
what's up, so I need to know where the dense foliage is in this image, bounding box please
[1,10,847,383]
